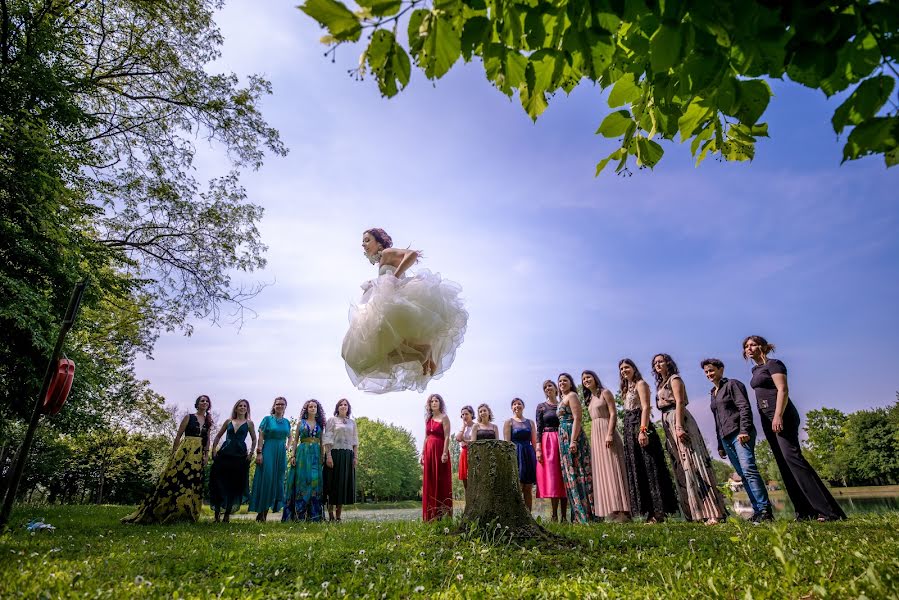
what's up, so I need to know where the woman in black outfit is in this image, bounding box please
[744,335,846,522]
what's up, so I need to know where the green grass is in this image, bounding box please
[1,505,898,598]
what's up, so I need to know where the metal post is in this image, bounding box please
[0,281,87,529]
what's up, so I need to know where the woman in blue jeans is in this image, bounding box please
[702,358,773,522]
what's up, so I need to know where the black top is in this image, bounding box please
[535,402,560,438]
[709,377,754,453]
[475,427,497,440]
[185,413,211,447]
[750,359,788,412]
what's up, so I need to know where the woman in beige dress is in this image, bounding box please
[582,370,632,522]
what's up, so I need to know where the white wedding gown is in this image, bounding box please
[341,264,468,393]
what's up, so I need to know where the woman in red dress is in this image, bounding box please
[421,393,453,521]
[455,405,475,492]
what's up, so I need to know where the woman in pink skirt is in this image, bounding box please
[583,369,632,522]
[535,380,568,522]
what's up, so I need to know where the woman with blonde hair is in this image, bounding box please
[209,399,257,522]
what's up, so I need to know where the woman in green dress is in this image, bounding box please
[122,395,212,524]
[283,399,325,522]
[209,399,257,522]
[249,396,290,521]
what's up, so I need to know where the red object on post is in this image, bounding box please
[41,359,75,416]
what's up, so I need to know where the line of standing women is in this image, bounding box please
[123,396,358,524]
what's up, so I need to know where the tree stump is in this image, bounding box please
[459,439,549,540]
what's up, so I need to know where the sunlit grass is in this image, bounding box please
[1,505,898,598]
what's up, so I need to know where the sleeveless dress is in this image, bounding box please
[209,421,250,514]
[587,395,631,517]
[283,419,324,522]
[458,423,474,481]
[558,400,595,523]
[249,415,290,513]
[536,402,565,499]
[341,263,468,393]
[475,426,497,440]
[657,375,728,522]
[510,420,537,485]
[422,418,453,521]
[122,414,208,524]
[621,386,678,520]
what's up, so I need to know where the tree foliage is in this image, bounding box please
[300,0,899,174]
[355,417,421,501]
[0,1,284,431]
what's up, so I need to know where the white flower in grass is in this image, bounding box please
[414,585,425,593]
[601,533,609,539]
[359,549,366,555]
[321,581,330,589]
[621,567,627,572]
[134,576,144,585]
[443,527,450,534]
[354,560,361,566]
[454,554,463,561]
[456,574,464,581]
[419,552,425,557]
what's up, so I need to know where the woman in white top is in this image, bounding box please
[323,398,359,522]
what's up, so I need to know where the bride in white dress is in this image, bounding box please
[341,228,468,393]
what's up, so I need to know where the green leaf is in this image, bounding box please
[519,83,548,120]
[364,31,410,98]
[461,17,491,61]
[734,79,771,126]
[528,49,565,92]
[832,76,896,135]
[484,44,527,96]
[587,31,616,77]
[636,137,664,167]
[299,0,361,42]
[407,9,429,55]
[715,76,738,116]
[649,25,682,73]
[595,148,626,176]
[596,110,633,137]
[356,0,402,17]
[842,117,899,163]
[608,73,641,107]
[678,99,713,141]
[417,12,462,79]
[786,42,839,88]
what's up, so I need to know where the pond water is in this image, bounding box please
[732,489,899,518]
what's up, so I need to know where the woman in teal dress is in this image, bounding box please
[557,373,596,523]
[209,399,257,522]
[283,399,325,522]
[250,396,290,521]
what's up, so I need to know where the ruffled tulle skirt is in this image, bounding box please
[341,269,468,393]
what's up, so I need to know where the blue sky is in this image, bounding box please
[136,1,899,451]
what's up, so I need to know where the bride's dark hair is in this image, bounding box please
[365,228,393,249]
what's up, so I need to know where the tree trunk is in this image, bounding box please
[459,440,549,540]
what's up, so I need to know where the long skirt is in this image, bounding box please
[422,436,453,521]
[558,423,595,523]
[536,431,565,498]
[621,409,678,519]
[324,448,356,506]
[660,408,727,521]
[458,445,469,481]
[589,417,631,517]
[282,441,324,522]
[249,441,287,513]
[122,436,203,524]
[209,452,249,514]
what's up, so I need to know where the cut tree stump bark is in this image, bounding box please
[459,439,550,540]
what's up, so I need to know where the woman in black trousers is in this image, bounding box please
[743,335,845,521]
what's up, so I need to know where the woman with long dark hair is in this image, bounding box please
[618,359,678,523]
[421,393,452,521]
[536,380,567,521]
[455,405,475,491]
[557,372,595,523]
[209,399,257,522]
[122,395,212,524]
[323,398,358,522]
[582,370,631,522]
[652,354,727,524]
[249,397,290,521]
[283,399,326,522]
[744,335,845,521]
[503,398,538,512]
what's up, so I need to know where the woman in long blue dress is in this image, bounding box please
[503,397,537,512]
[209,399,257,522]
[283,399,325,522]
[557,373,596,524]
[249,397,290,521]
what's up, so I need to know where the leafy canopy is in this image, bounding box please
[300,0,899,174]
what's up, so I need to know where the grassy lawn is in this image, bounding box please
[1,505,898,599]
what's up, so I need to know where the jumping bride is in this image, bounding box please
[341,228,468,393]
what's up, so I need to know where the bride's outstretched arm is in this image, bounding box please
[383,247,420,278]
